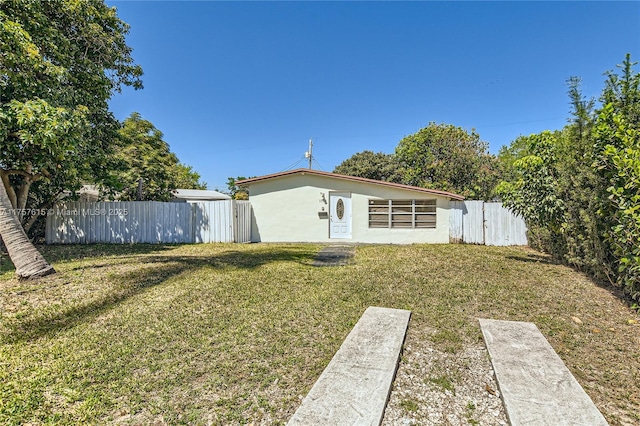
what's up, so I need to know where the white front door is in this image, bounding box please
[329,192,352,239]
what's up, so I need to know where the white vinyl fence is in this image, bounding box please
[233,200,252,244]
[449,201,527,246]
[45,200,252,244]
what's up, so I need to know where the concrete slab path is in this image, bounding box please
[288,306,411,426]
[479,318,608,426]
[312,245,355,267]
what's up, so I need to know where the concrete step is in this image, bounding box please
[479,318,608,426]
[288,306,411,426]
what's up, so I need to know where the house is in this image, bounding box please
[171,189,231,203]
[236,169,464,244]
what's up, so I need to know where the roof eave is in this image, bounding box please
[235,169,465,201]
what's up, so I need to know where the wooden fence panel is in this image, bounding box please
[157,202,192,244]
[128,202,143,243]
[192,200,233,243]
[484,203,528,246]
[463,200,485,245]
[449,201,464,243]
[46,200,239,244]
[234,201,252,243]
[448,201,527,246]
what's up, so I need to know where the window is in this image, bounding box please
[368,199,437,229]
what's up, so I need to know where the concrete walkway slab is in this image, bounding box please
[288,306,411,426]
[479,318,608,426]
[313,245,355,267]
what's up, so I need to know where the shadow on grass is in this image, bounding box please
[65,246,318,271]
[145,248,318,270]
[39,243,180,263]
[1,262,191,344]
[1,246,318,344]
[506,253,559,265]
[0,244,179,274]
[0,253,13,274]
[507,251,634,306]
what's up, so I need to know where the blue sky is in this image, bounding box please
[107,1,640,191]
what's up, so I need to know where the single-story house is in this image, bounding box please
[236,169,464,244]
[172,189,231,203]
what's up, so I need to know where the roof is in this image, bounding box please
[173,189,231,200]
[235,169,465,200]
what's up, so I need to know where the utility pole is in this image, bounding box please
[305,138,313,169]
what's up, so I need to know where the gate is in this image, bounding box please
[449,201,527,246]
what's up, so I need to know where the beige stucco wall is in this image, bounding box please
[247,173,451,244]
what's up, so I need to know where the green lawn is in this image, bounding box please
[1,243,638,425]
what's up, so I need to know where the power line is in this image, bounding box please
[478,117,566,128]
[281,138,323,172]
[312,158,326,171]
[281,156,306,172]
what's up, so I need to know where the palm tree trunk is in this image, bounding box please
[0,180,55,279]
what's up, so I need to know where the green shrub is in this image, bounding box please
[595,104,640,302]
[499,55,640,303]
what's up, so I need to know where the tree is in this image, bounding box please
[566,76,595,143]
[173,163,207,191]
[333,150,403,183]
[594,54,640,301]
[556,76,610,279]
[601,54,640,127]
[1,0,143,207]
[395,123,501,199]
[0,0,142,277]
[113,113,204,201]
[0,99,88,212]
[0,177,54,278]
[226,177,254,200]
[497,86,611,282]
[595,104,640,300]
[497,131,566,229]
[497,55,640,301]
[496,135,531,184]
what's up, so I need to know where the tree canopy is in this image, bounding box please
[226,176,255,200]
[1,0,143,213]
[498,54,640,303]
[0,0,142,277]
[335,124,501,200]
[395,123,500,200]
[333,151,403,183]
[114,113,206,201]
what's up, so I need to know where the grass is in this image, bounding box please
[427,375,456,394]
[399,399,419,413]
[465,401,479,425]
[0,243,639,425]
